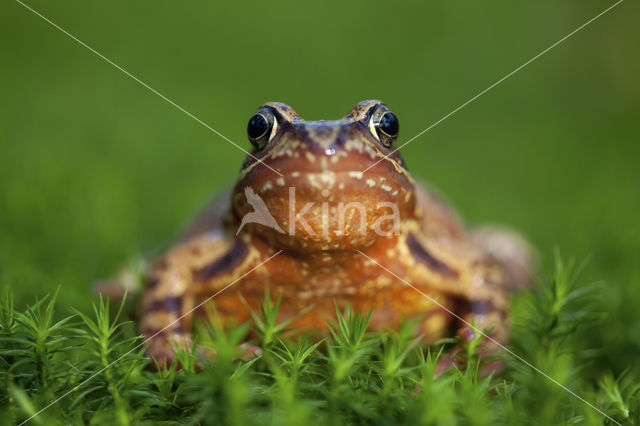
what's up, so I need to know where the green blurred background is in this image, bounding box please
[1,0,638,370]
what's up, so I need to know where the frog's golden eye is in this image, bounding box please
[369,106,399,148]
[247,110,278,150]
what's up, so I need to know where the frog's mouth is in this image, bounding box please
[232,148,416,252]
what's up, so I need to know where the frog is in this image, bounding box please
[136,100,534,366]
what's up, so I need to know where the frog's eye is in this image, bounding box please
[368,106,399,148]
[247,110,278,150]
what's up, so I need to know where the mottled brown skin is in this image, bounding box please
[138,100,532,365]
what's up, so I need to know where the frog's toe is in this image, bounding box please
[146,336,180,370]
[146,332,197,370]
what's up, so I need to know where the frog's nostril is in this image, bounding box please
[325,148,336,156]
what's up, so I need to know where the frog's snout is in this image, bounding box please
[232,158,415,252]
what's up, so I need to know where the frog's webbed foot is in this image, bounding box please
[435,325,505,376]
[472,225,537,290]
[438,255,519,375]
[145,332,195,370]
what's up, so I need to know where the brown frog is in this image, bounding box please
[136,100,533,365]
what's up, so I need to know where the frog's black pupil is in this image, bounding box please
[248,114,269,139]
[379,112,399,136]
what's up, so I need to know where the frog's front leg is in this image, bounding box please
[400,231,511,372]
[438,255,515,375]
[138,231,251,367]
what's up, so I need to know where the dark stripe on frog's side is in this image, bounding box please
[142,323,185,335]
[152,324,184,334]
[448,297,506,333]
[147,296,183,315]
[407,233,459,278]
[141,295,185,338]
[193,238,248,282]
[467,299,506,318]
[146,278,160,290]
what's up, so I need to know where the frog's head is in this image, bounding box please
[232,100,416,252]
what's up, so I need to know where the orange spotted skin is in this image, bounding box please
[138,100,526,365]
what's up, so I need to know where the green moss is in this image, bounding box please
[1,255,638,425]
